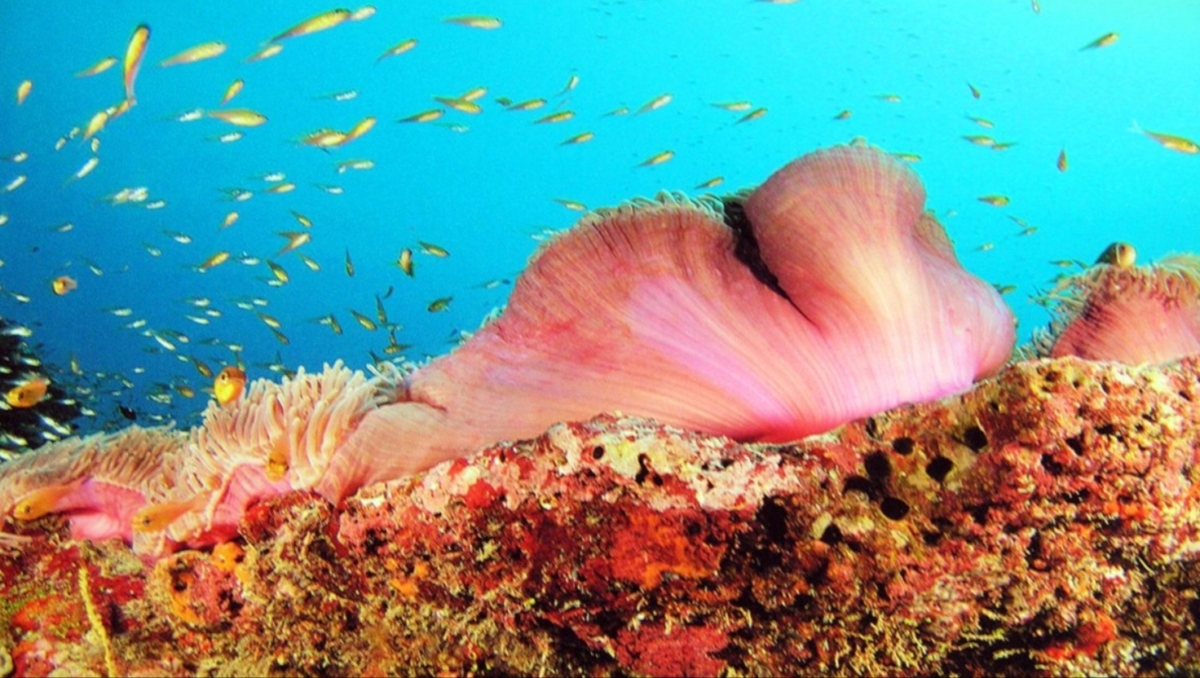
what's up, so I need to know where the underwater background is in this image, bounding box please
[1,0,1198,443]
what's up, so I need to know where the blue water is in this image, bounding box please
[1,0,1198,436]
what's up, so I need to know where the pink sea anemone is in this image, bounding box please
[1037,246,1200,365]
[328,145,1015,501]
[1,144,1016,553]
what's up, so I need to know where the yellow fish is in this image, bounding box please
[560,131,594,146]
[77,56,118,78]
[246,43,283,62]
[444,15,502,29]
[377,38,417,62]
[1057,148,1068,172]
[266,260,289,283]
[160,41,226,67]
[434,96,482,114]
[207,109,268,127]
[298,253,321,272]
[397,248,414,276]
[350,309,377,331]
[637,150,674,167]
[736,107,767,124]
[506,98,545,111]
[711,101,752,112]
[290,210,313,228]
[977,195,1010,207]
[427,297,452,313]
[1131,121,1198,154]
[51,276,77,296]
[272,9,353,41]
[342,116,376,143]
[299,128,346,148]
[695,176,724,189]
[534,110,574,124]
[1081,32,1119,50]
[554,198,587,212]
[276,231,311,256]
[221,79,244,105]
[399,109,443,124]
[637,93,672,114]
[124,24,151,104]
[16,80,32,105]
[968,82,981,99]
[213,366,246,406]
[344,249,355,277]
[6,376,49,408]
[418,241,449,257]
[197,251,230,272]
[1095,242,1136,269]
[222,211,239,228]
[83,109,110,140]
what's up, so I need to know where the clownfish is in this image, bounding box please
[213,366,246,406]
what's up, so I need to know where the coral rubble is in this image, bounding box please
[3,355,1199,676]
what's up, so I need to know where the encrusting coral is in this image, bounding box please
[0,144,1015,553]
[2,356,1198,675]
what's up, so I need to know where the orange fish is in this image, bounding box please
[51,276,77,295]
[124,24,151,105]
[5,376,49,408]
[213,366,246,406]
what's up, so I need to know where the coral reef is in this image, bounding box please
[3,355,1199,676]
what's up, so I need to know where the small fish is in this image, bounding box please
[169,108,205,123]
[967,115,994,129]
[1081,32,1119,51]
[213,366,246,406]
[318,313,343,335]
[0,324,32,337]
[77,56,118,78]
[298,128,347,147]
[246,43,284,62]
[977,195,1010,207]
[3,175,27,193]
[160,41,227,67]
[1095,242,1137,269]
[560,131,594,146]
[265,182,296,194]
[637,149,674,167]
[968,82,981,99]
[377,38,417,62]
[163,229,192,244]
[220,79,244,105]
[434,96,481,114]
[213,131,244,143]
[196,250,231,272]
[174,384,196,399]
[314,183,344,194]
[255,311,282,329]
[893,152,922,163]
[67,156,99,182]
[1130,121,1199,154]
[1057,148,1068,172]
[51,276,77,296]
[266,260,289,284]
[207,108,267,126]
[290,210,313,228]
[506,98,545,111]
[272,9,353,41]
[83,109,110,140]
[534,110,574,124]
[276,230,311,256]
[185,315,210,325]
[342,116,376,144]
[336,158,375,173]
[444,15,502,29]
[736,107,767,124]
[962,134,996,147]
[977,242,995,252]
[990,141,1018,152]
[344,249,355,277]
[427,296,452,313]
[603,106,630,117]
[350,5,375,21]
[554,198,587,212]
[124,24,151,104]
[6,377,49,408]
[695,176,724,189]
[222,211,239,228]
[397,248,414,276]
[317,90,358,102]
[374,295,389,325]
[875,93,902,103]
[16,80,32,105]
[711,101,752,111]
[833,109,852,120]
[399,109,443,124]
[993,284,1017,295]
[350,309,377,331]
[559,74,580,94]
[418,241,449,257]
[298,253,321,271]
[637,93,672,114]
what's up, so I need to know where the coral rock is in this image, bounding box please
[3,356,1200,676]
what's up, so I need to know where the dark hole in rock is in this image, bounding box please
[1065,436,1085,455]
[921,530,942,546]
[963,426,988,452]
[891,436,915,455]
[1096,423,1117,437]
[819,523,842,546]
[842,475,875,499]
[1063,489,1089,505]
[592,445,604,460]
[864,450,891,481]
[755,498,789,546]
[880,496,910,520]
[970,504,989,525]
[1040,453,1065,474]
[925,456,954,483]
